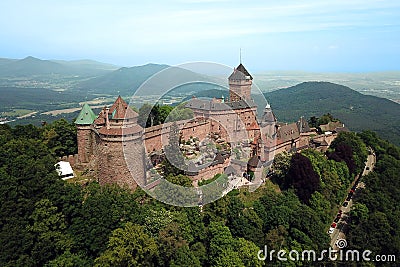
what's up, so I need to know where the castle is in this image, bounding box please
[73,63,339,190]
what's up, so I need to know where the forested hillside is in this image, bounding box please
[347,131,400,258]
[266,82,400,145]
[0,120,398,266]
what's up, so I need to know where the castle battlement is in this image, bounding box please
[75,63,338,190]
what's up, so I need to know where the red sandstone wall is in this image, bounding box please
[77,126,92,164]
[95,137,145,190]
[229,80,252,101]
[144,119,211,152]
[189,160,229,181]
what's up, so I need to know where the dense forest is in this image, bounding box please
[0,119,399,266]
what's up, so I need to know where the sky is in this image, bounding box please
[0,0,399,72]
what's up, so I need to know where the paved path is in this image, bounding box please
[329,150,376,249]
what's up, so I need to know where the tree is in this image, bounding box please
[165,174,192,187]
[317,113,337,126]
[43,119,77,156]
[166,102,194,122]
[138,104,177,128]
[143,208,175,237]
[158,105,174,124]
[350,203,369,224]
[228,204,264,246]
[207,222,236,265]
[284,153,320,204]
[45,251,90,267]
[169,245,201,267]
[236,238,263,267]
[308,116,318,128]
[68,183,141,258]
[190,242,207,266]
[328,142,356,174]
[94,222,158,267]
[265,225,288,251]
[309,191,331,223]
[158,222,188,265]
[271,151,292,180]
[329,132,368,174]
[27,199,74,266]
[162,122,186,176]
[213,249,245,267]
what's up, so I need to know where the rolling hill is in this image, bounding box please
[77,63,221,96]
[265,82,400,145]
[0,56,119,77]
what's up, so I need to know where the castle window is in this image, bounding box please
[116,120,119,123]
[104,143,108,146]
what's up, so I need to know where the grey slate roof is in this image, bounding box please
[186,98,256,111]
[297,117,311,133]
[261,105,276,125]
[224,165,236,175]
[187,162,199,174]
[277,123,300,143]
[229,70,247,80]
[229,63,253,80]
[334,127,350,133]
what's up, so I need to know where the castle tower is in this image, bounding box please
[75,103,97,164]
[228,63,253,102]
[260,103,277,162]
[94,96,146,190]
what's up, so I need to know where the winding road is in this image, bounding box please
[329,149,376,249]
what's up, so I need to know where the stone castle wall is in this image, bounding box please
[76,115,339,190]
[76,125,92,164]
[189,159,230,182]
[93,133,145,190]
[144,119,211,152]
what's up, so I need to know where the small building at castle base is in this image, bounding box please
[73,63,340,191]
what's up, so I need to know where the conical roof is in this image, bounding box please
[75,103,96,125]
[228,63,253,80]
[261,104,276,124]
[109,96,138,120]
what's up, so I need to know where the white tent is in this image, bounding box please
[54,161,74,180]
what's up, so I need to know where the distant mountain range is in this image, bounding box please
[0,56,119,77]
[76,63,225,96]
[0,56,219,96]
[76,63,169,95]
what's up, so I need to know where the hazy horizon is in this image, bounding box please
[1,0,399,72]
[3,55,400,74]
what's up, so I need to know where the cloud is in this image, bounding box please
[0,0,399,70]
